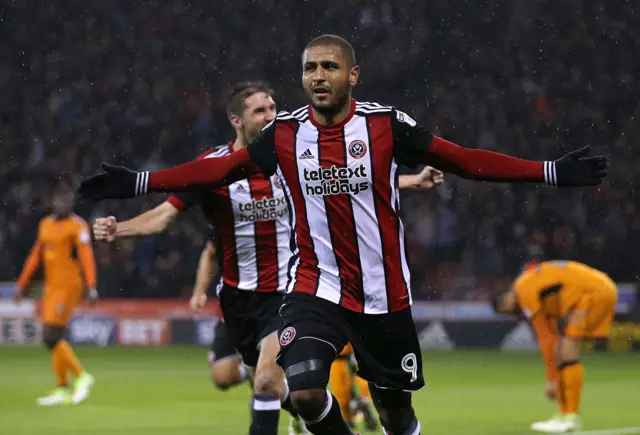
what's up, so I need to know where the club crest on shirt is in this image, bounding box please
[273,175,282,190]
[348,140,367,159]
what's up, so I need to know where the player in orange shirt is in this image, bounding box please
[329,343,378,432]
[493,260,618,433]
[14,188,98,406]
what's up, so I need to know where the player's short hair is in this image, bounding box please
[304,34,356,67]
[225,81,275,119]
[490,293,503,314]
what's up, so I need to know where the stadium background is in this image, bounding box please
[1,1,639,434]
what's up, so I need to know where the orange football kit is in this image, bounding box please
[513,260,617,415]
[16,214,96,389]
[329,343,374,425]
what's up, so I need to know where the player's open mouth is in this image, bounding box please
[312,87,329,96]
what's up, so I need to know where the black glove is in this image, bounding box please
[544,146,608,187]
[77,163,149,200]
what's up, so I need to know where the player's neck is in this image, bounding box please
[231,137,246,152]
[310,99,355,128]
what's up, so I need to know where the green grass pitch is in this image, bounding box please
[1,346,638,434]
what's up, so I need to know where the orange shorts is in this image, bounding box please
[42,290,81,326]
[564,283,618,339]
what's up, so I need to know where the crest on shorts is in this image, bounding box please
[55,304,64,315]
[348,140,367,159]
[279,327,296,346]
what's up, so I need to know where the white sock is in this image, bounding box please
[238,363,249,381]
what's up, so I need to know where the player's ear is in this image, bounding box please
[229,114,242,130]
[349,65,360,87]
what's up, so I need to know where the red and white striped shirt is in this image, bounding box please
[247,100,434,314]
[145,102,555,310]
[168,143,291,293]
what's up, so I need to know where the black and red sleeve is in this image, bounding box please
[246,119,278,176]
[390,109,546,183]
[148,122,277,191]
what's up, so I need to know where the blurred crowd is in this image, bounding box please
[1,0,637,299]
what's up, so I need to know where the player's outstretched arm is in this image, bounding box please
[189,241,219,312]
[78,148,261,201]
[425,137,608,187]
[399,166,444,189]
[93,202,180,241]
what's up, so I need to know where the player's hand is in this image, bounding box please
[549,146,608,187]
[189,292,207,312]
[93,216,118,242]
[87,288,99,306]
[13,292,22,305]
[415,166,444,189]
[78,163,146,201]
[545,380,558,401]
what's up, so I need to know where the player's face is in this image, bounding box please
[52,192,73,216]
[239,92,276,142]
[302,45,359,115]
[498,292,519,314]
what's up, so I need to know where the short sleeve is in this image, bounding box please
[390,109,434,169]
[513,272,542,318]
[247,120,278,176]
[167,190,205,211]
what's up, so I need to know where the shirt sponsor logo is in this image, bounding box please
[303,165,369,196]
[237,197,288,222]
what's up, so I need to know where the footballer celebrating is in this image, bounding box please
[91,80,442,435]
[78,35,608,435]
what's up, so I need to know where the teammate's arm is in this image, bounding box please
[78,121,278,199]
[15,236,43,302]
[93,202,181,241]
[398,166,444,189]
[75,221,98,303]
[390,110,608,187]
[190,240,219,312]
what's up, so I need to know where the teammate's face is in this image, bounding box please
[236,92,276,142]
[52,192,73,216]
[302,45,359,115]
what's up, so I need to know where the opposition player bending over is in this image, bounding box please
[91,80,439,435]
[79,35,608,435]
[493,261,618,434]
[15,187,97,406]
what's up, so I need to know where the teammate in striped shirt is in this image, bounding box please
[92,82,305,434]
[90,80,442,435]
[79,35,607,435]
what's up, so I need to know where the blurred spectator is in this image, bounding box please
[1,0,637,299]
